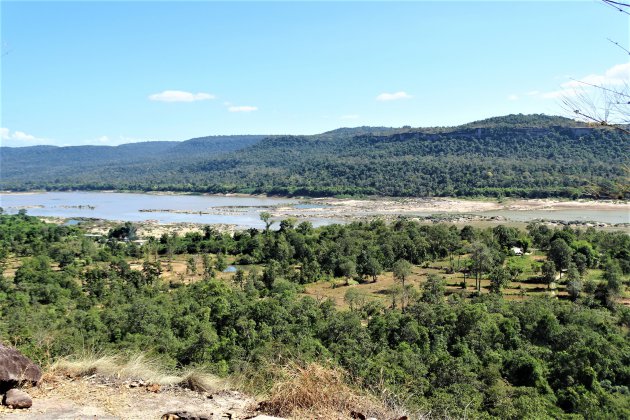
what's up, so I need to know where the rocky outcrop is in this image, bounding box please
[161,412,211,420]
[3,388,33,409]
[0,342,42,392]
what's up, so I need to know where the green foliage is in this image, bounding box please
[489,266,512,294]
[542,260,556,288]
[2,116,628,199]
[420,274,446,304]
[108,222,137,241]
[0,214,629,418]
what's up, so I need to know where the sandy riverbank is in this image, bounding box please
[30,195,630,236]
[39,217,238,238]
[273,197,629,219]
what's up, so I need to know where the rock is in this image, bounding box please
[248,416,286,420]
[161,411,211,420]
[146,383,161,393]
[0,343,42,391]
[3,388,33,409]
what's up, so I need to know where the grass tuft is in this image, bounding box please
[49,353,224,391]
[178,367,228,393]
[262,361,405,419]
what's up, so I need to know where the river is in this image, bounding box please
[0,192,305,229]
[0,191,628,228]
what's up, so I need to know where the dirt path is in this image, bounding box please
[0,375,275,420]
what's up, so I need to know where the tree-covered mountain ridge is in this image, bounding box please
[1,114,627,199]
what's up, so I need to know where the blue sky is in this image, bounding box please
[1,1,628,146]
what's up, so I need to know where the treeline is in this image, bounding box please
[1,115,628,199]
[0,213,629,418]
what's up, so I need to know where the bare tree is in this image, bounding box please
[561,1,629,134]
[562,80,629,134]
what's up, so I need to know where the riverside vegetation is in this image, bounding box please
[1,212,629,418]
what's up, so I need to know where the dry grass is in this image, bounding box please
[49,353,227,392]
[178,367,228,392]
[262,361,406,419]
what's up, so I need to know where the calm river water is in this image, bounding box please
[0,192,304,228]
[0,191,628,227]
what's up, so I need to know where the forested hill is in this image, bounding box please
[0,135,267,180]
[1,114,628,199]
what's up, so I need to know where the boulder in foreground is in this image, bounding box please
[0,343,42,391]
[3,388,33,409]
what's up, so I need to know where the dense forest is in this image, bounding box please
[1,213,629,418]
[1,114,628,199]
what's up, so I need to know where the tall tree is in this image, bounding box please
[393,259,413,310]
[421,274,446,303]
[548,239,573,278]
[260,211,275,232]
[489,266,511,294]
[469,242,497,292]
[541,260,556,289]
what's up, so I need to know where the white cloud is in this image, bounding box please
[149,90,215,102]
[540,88,582,100]
[0,127,52,145]
[228,105,258,112]
[507,94,519,101]
[12,131,37,141]
[538,62,629,100]
[340,114,360,120]
[376,91,413,101]
[562,62,629,89]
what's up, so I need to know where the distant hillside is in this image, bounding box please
[167,135,267,155]
[458,114,588,129]
[1,135,266,188]
[1,114,627,198]
[320,126,406,138]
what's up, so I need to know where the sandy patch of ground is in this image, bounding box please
[502,198,629,211]
[33,196,629,237]
[0,375,261,420]
[38,217,238,239]
[273,197,629,221]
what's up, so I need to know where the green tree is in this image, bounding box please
[541,260,556,289]
[108,221,137,241]
[393,259,412,288]
[488,266,511,294]
[233,268,246,289]
[142,260,161,285]
[596,260,623,307]
[358,252,382,283]
[548,238,573,278]
[186,256,197,275]
[344,287,367,311]
[279,217,297,232]
[421,274,445,303]
[202,254,214,278]
[393,259,413,309]
[339,259,357,286]
[215,253,227,272]
[262,259,282,289]
[469,242,497,292]
[260,211,275,232]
